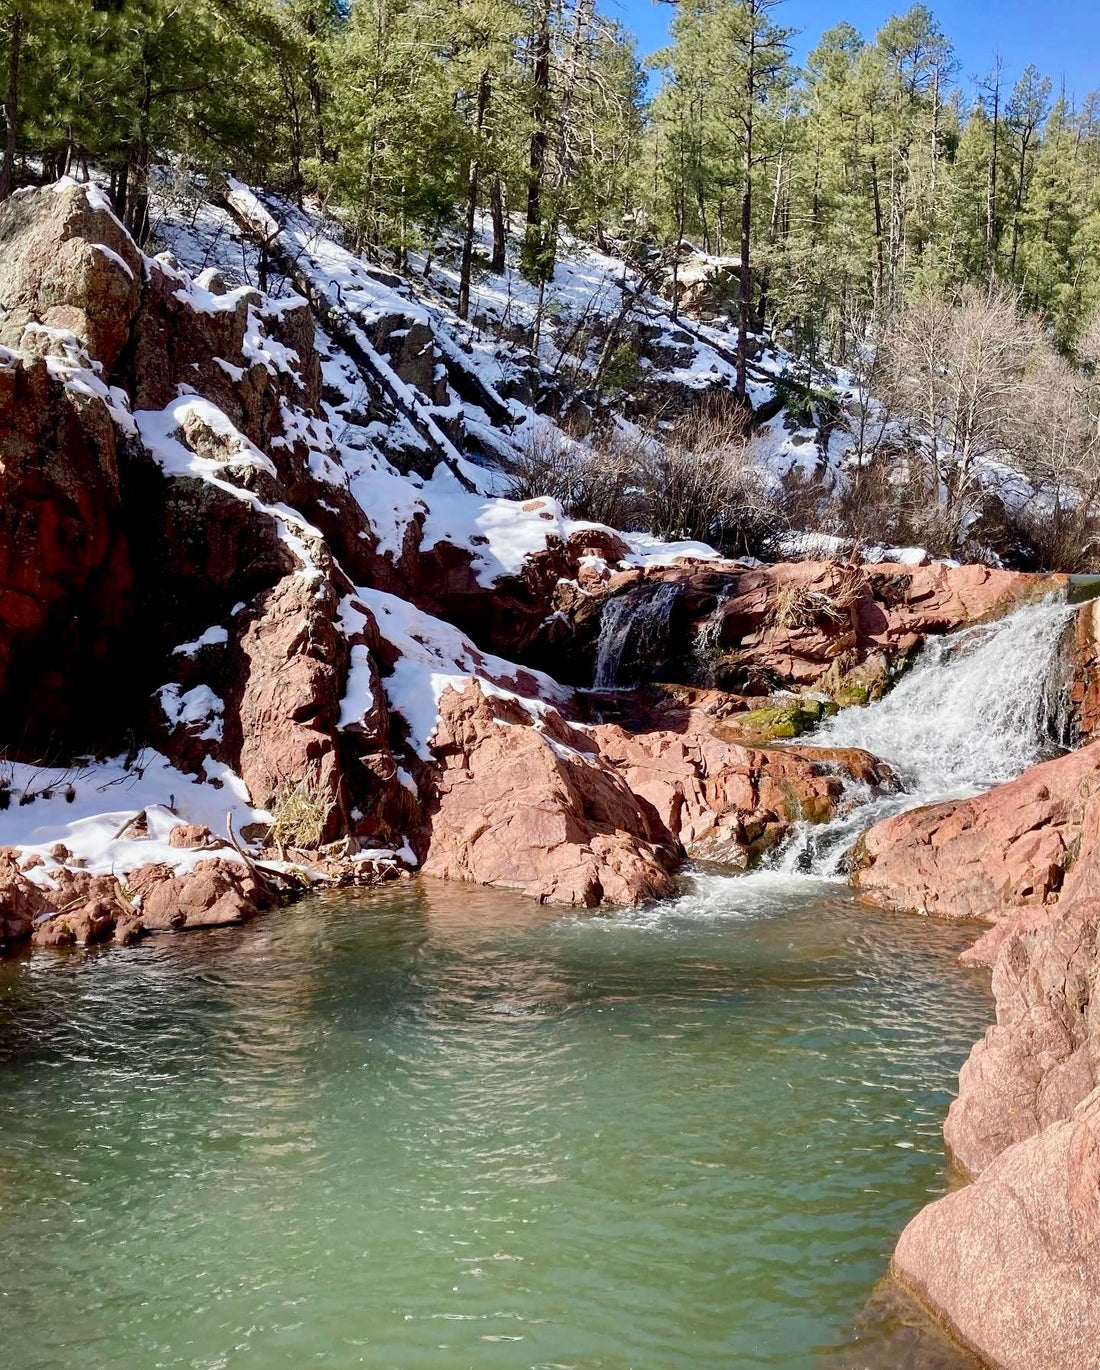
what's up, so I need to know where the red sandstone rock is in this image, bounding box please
[0,182,143,371]
[944,899,1100,1177]
[420,682,679,906]
[1068,597,1100,743]
[591,710,894,864]
[417,677,895,904]
[130,859,264,930]
[0,345,132,733]
[893,1085,1100,1370]
[852,742,1100,919]
[32,898,116,949]
[0,848,45,944]
[532,556,1058,694]
[167,824,217,850]
[231,574,346,831]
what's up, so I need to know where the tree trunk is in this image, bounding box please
[736,11,755,403]
[125,55,153,246]
[458,69,491,320]
[304,4,329,164]
[1010,133,1029,277]
[0,8,23,203]
[758,140,785,327]
[489,175,506,274]
[521,0,552,283]
[870,146,885,317]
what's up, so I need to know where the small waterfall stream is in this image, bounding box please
[593,581,683,689]
[775,595,1076,876]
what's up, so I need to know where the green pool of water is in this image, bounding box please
[0,871,990,1369]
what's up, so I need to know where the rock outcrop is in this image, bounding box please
[872,751,1100,1367]
[0,181,143,371]
[0,848,269,949]
[945,897,1100,1178]
[420,681,681,907]
[0,178,1068,947]
[536,558,1057,698]
[1068,595,1100,743]
[893,1085,1100,1370]
[851,741,1100,920]
[418,677,896,906]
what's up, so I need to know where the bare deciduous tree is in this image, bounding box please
[882,283,1038,539]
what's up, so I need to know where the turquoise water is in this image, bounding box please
[0,872,989,1370]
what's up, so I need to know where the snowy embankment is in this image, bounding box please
[0,173,1049,922]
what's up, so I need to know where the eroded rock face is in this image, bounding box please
[945,899,1100,1177]
[893,1085,1100,1370]
[851,742,1100,919]
[589,714,895,865]
[232,573,347,827]
[880,769,1100,1366]
[0,345,133,737]
[1068,596,1100,743]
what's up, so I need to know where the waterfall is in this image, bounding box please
[593,582,682,690]
[775,595,1076,876]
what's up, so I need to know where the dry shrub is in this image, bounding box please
[822,455,960,559]
[1014,501,1100,573]
[268,776,332,853]
[510,392,786,560]
[508,426,647,530]
[770,567,867,632]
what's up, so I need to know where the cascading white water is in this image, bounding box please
[774,594,1076,876]
[593,582,682,690]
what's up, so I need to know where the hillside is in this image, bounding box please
[0,175,1059,948]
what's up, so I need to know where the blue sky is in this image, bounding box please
[611,0,1100,100]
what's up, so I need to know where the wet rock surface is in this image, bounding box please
[534,557,1057,698]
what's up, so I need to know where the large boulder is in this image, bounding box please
[851,741,1100,919]
[420,680,680,906]
[893,1085,1100,1370]
[0,181,143,373]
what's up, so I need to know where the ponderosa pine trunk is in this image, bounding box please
[0,8,23,203]
[736,13,756,403]
[458,68,491,320]
[521,0,552,283]
[489,175,506,274]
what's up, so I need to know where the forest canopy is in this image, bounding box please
[1,0,1098,364]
